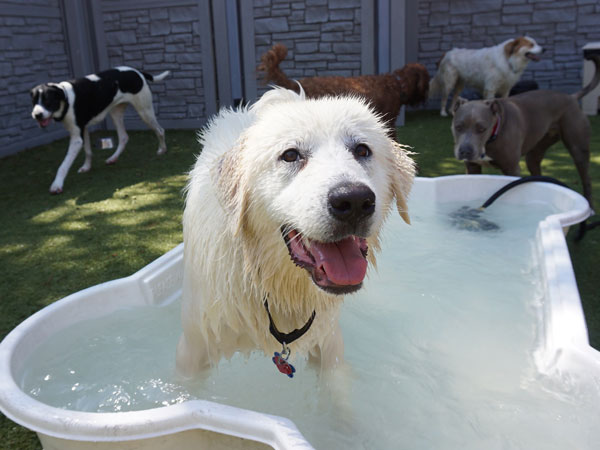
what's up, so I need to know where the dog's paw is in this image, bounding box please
[105,157,118,165]
[440,110,448,117]
[49,184,63,194]
[78,165,91,173]
[157,147,167,155]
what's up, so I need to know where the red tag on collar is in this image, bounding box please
[272,352,296,378]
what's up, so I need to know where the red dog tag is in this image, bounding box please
[272,352,296,378]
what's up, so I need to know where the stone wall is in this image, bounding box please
[254,0,363,95]
[0,1,70,156]
[418,0,600,96]
[103,3,206,124]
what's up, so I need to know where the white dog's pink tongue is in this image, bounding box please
[310,237,367,286]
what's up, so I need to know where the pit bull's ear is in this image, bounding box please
[391,142,416,225]
[453,97,468,114]
[489,99,501,115]
[212,139,249,236]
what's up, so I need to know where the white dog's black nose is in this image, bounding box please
[328,182,376,224]
[34,112,44,120]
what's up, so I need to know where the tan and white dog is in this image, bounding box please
[429,36,543,116]
[177,88,415,378]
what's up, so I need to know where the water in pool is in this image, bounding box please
[19,199,600,449]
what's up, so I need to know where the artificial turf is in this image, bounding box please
[0,111,598,448]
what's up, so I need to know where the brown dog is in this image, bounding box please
[257,43,429,134]
[451,54,600,209]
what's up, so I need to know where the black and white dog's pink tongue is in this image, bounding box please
[310,237,367,286]
[39,118,51,127]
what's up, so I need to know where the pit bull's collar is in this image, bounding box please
[486,114,501,144]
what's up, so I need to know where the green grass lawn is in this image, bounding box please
[0,111,598,448]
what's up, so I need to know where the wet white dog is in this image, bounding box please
[177,87,415,378]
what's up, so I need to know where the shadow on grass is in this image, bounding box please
[0,129,199,338]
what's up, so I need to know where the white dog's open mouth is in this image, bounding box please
[525,52,540,62]
[284,229,368,295]
[37,117,52,128]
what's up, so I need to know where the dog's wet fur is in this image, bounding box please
[177,88,415,377]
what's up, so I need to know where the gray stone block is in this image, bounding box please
[150,9,168,20]
[429,12,449,26]
[503,4,534,14]
[172,23,192,33]
[296,42,319,53]
[330,9,354,20]
[473,12,500,26]
[450,0,500,14]
[321,21,353,32]
[106,30,137,45]
[321,32,344,42]
[502,14,531,25]
[170,6,195,22]
[332,42,360,53]
[329,0,359,7]
[305,6,329,23]
[578,13,600,26]
[532,9,575,23]
[144,53,163,63]
[328,61,360,70]
[255,17,289,33]
[150,20,171,36]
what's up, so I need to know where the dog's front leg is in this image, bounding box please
[50,132,83,194]
[175,331,212,378]
[465,161,482,174]
[78,128,92,173]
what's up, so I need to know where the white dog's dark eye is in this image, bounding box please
[354,144,371,159]
[281,149,300,162]
[475,124,486,134]
[454,124,465,133]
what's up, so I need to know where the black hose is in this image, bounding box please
[480,175,569,209]
[478,175,592,241]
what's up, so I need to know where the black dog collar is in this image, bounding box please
[263,297,316,347]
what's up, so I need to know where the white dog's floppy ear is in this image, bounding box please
[390,142,416,224]
[213,140,249,236]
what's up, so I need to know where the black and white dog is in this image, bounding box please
[30,66,169,194]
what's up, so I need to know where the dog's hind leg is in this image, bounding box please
[138,107,167,156]
[561,124,593,209]
[78,128,93,173]
[106,103,129,165]
[132,91,167,156]
[50,131,83,194]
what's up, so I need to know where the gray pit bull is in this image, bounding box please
[451,54,600,210]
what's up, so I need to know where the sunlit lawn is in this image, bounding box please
[0,112,598,448]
